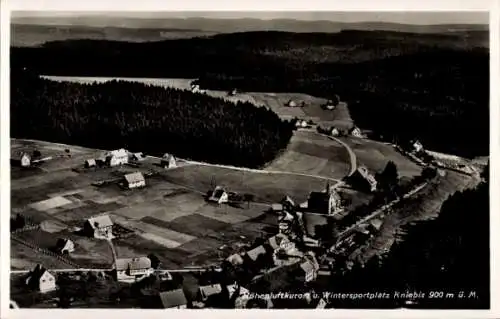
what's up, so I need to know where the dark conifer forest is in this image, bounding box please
[11,30,489,158]
[10,70,294,168]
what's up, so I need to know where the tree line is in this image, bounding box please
[10,70,294,168]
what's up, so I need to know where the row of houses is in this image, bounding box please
[84,149,177,169]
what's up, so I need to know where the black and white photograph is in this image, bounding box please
[2,2,495,314]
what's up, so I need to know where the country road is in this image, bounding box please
[328,135,357,176]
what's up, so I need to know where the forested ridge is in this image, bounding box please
[11,30,489,157]
[10,70,294,168]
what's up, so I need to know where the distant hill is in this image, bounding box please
[11,17,489,47]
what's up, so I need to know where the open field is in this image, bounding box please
[248,93,353,129]
[265,130,350,179]
[10,139,292,269]
[338,137,423,178]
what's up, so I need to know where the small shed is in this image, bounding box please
[286,100,298,107]
[55,238,75,254]
[208,186,229,204]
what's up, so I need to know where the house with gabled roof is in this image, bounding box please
[55,238,75,254]
[306,183,343,216]
[114,256,153,282]
[349,126,363,138]
[245,245,267,263]
[84,158,96,168]
[83,214,114,239]
[105,148,128,167]
[161,153,177,168]
[198,284,223,301]
[349,166,377,192]
[123,172,146,189]
[25,264,56,293]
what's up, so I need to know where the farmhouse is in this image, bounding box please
[115,257,153,282]
[198,284,223,301]
[25,264,56,293]
[123,172,146,189]
[285,99,298,107]
[208,186,229,204]
[306,183,343,216]
[55,238,75,254]
[105,148,128,167]
[349,126,363,138]
[84,158,96,168]
[157,289,188,309]
[412,140,424,153]
[349,166,378,192]
[83,214,114,239]
[161,153,177,168]
[13,152,32,167]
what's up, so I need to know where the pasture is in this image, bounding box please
[339,137,423,178]
[265,130,350,179]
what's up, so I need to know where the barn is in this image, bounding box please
[123,172,146,189]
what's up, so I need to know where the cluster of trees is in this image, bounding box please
[328,164,489,309]
[11,70,294,168]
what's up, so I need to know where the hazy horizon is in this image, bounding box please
[11,11,489,26]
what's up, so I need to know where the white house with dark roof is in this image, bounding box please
[105,148,128,167]
[55,238,75,254]
[299,255,320,283]
[123,172,146,189]
[306,183,343,216]
[351,166,378,192]
[84,158,96,168]
[412,140,424,153]
[115,256,153,282]
[83,214,114,239]
[25,264,56,293]
[226,253,245,266]
[161,153,177,168]
[349,126,363,138]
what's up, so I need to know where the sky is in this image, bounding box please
[11,11,489,25]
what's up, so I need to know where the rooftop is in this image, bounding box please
[158,289,188,308]
[86,214,113,229]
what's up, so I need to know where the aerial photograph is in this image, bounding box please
[8,10,490,310]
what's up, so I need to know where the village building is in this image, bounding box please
[286,99,298,107]
[25,264,56,293]
[268,234,294,252]
[295,119,308,128]
[55,238,75,254]
[115,257,154,282]
[198,284,223,301]
[330,127,340,137]
[17,152,32,167]
[349,126,363,138]
[412,140,424,153]
[208,186,229,204]
[158,289,188,309]
[349,166,378,192]
[123,172,146,189]
[105,148,129,167]
[323,99,338,110]
[306,183,343,216]
[298,255,320,283]
[316,298,328,309]
[245,245,267,263]
[84,158,96,168]
[161,153,177,168]
[83,214,114,239]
